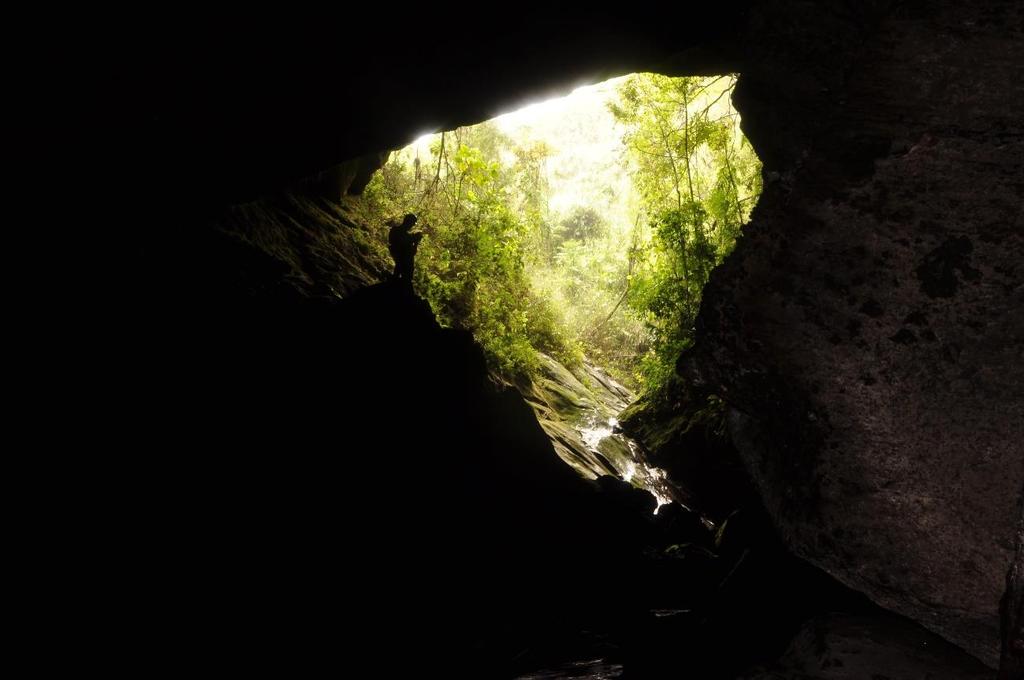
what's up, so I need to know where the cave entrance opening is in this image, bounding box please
[364,72,762,506]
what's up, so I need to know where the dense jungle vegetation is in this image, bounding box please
[364,73,762,394]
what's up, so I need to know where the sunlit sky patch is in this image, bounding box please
[399,73,740,243]
[490,77,632,218]
[403,76,635,229]
[490,76,628,128]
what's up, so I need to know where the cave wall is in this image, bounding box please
[102,0,1024,672]
[681,0,1024,667]
[108,5,744,217]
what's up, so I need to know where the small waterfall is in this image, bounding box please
[525,354,686,513]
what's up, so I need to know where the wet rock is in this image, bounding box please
[538,418,618,479]
[522,353,676,509]
[618,378,757,522]
[571,362,632,413]
[595,435,634,473]
[530,353,629,422]
[515,658,623,680]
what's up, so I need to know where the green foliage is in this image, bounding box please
[686,394,729,439]
[554,206,606,245]
[365,124,574,378]
[610,73,761,392]
[364,73,761,390]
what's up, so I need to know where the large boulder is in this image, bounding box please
[683,0,1024,667]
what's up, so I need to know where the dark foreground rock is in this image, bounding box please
[108,270,684,677]
[741,610,995,680]
[740,613,994,680]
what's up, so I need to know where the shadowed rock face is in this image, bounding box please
[739,613,994,680]
[108,275,684,676]
[1001,505,1024,678]
[100,0,1023,672]
[101,6,745,214]
[681,0,1024,667]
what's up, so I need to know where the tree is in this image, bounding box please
[610,73,762,390]
[365,123,571,378]
[554,206,606,245]
[363,73,761,391]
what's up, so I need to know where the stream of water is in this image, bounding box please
[516,359,691,678]
[577,412,677,513]
[545,358,685,514]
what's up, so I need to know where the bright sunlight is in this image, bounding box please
[366,73,761,393]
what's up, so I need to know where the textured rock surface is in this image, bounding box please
[99,0,1024,670]
[520,355,681,507]
[1001,501,1024,678]
[521,357,615,467]
[739,613,993,680]
[619,378,757,523]
[683,1,1024,667]
[214,192,392,298]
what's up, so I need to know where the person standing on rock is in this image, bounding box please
[388,213,424,289]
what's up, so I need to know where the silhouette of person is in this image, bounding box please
[388,213,423,287]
